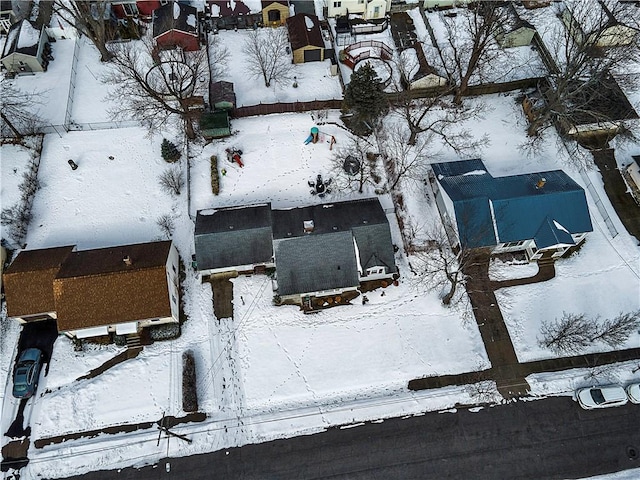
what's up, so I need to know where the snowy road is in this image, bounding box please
[54,396,640,480]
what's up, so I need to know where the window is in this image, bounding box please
[122,3,138,16]
[366,266,386,276]
[333,1,342,8]
[503,240,525,248]
[268,9,281,22]
[374,6,380,16]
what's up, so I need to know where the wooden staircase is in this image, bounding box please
[125,333,142,349]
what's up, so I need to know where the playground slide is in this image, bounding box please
[304,135,313,145]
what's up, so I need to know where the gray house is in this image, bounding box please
[194,198,398,305]
[194,203,274,276]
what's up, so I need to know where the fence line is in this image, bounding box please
[64,36,81,128]
[234,99,343,118]
[579,168,619,238]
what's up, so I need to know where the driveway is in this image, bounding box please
[591,148,640,242]
[1,319,58,472]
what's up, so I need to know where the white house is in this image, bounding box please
[327,0,391,20]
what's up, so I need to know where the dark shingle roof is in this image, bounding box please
[194,204,274,270]
[153,1,198,37]
[195,198,397,295]
[1,19,41,58]
[286,13,323,51]
[275,231,359,296]
[271,198,389,239]
[432,159,593,249]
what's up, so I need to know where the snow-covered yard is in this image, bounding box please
[1,1,640,477]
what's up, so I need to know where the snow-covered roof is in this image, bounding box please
[1,19,42,58]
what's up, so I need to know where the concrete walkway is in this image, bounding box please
[463,249,532,398]
[410,248,640,398]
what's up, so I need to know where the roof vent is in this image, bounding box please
[123,255,132,266]
[303,220,314,233]
[535,177,546,189]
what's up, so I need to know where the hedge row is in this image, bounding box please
[211,155,220,195]
[182,350,199,413]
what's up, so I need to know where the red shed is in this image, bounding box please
[153,1,200,51]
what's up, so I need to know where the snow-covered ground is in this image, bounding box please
[1,3,640,478]
[213,29,343,107]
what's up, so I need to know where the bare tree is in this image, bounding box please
[431,2,511,104]
[158,167,184,196]
[0,82,44,139]
[53,0,116,62]
[590,311,640,348]
[538,310,640,354]
[329,135,384,195]
[156,214,175,239]
[376,123,430,192]
[243,27,293,88]
[411,222,470,306]
[538,312,596,354]
[525,0,640,140]
[103,37,219,139]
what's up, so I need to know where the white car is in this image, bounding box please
[626,383,640,404]
[576,385,628,410]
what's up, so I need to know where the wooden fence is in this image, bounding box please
[234,99,343,118]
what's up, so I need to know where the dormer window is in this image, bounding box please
[366,266,386,276]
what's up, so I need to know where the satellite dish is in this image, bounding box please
[343,155,361,175]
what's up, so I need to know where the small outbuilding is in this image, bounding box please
[209,80,236,111]
[1,19,49,73]
[286,13,324,64]
[262,0,290,27]
[153,1,200,51]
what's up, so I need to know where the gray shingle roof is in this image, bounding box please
[274,231,360,296]
[194,198,397,295]
[194,204,274,270]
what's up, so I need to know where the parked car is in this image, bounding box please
[12,348,43,399]
[626,383,640,404]
[576,385,628,410]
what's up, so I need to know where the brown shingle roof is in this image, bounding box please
[286,13,323,51]
[53,241,173,332]
[3,246,75,318]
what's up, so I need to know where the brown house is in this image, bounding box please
[3,245,75,322]
[262,0,289,27]
[3,240,180,339]
[286,13,324,64]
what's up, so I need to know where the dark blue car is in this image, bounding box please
[12,348,43,399]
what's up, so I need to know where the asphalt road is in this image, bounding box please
[56,396,640,480]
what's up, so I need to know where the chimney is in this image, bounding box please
[123,255,132,266]
[303,220,314,233]
[536,177,546,189]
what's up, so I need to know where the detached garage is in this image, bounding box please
[286,13,324,64]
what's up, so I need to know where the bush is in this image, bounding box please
[149,323,181,341]
[158,166,184,196]
[182,350,198,413]
[161,139,181,163]
[211,155,220,195]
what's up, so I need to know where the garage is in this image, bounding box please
[304,49,322,62]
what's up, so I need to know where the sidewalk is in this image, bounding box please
[410,249,640,398]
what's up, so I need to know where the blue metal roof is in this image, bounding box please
[432,159,593,249]
[533,217,576,250]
